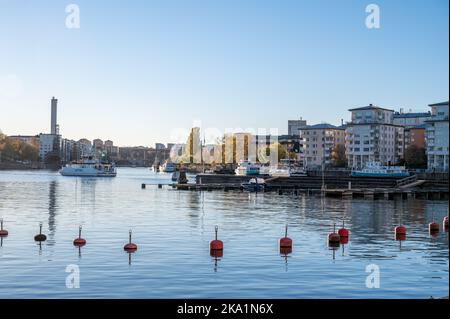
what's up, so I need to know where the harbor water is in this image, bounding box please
[0,168,448,298]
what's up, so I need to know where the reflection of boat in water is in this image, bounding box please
[241,178,266,192]
[60,156,116,177]
[160,161,176,173]
[235,160,260,176]
[351,162,409,178]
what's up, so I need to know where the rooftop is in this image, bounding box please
[428,101,449,107]
[348,104,394,112]
[303,123,344,130]
[393,112,431,118]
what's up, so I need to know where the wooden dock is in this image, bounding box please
[141,173,448,200]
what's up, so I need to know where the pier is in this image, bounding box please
[143,173,449,200]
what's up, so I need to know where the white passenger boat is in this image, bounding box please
[59,156,117,177]
[351,162,409,178]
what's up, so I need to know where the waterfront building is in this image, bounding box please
[167,143,175,151]
[7,135,39,145]
[77,138,93,157]
[345,104,404,168]
[393,110,431,128]
[155,143,165,150]
[425,101,449,172]
[93,138,103,149]
[60,138,77,164]
[288,119,307,136]
[404,124,426,149]
[38,133,59,162]
[299,124,346,169]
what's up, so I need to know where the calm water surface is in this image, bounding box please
[0,168,448,298]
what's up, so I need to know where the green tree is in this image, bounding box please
[404,145,426,168]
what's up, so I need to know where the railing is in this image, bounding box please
[396,174,418,187]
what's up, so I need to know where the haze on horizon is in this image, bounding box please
[0,0,448,146]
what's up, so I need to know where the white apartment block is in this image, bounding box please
[346,104,404,168]
[426,101,449,172]
[288,119,307,136]
[299,124,346,168]
[38,133,58,161]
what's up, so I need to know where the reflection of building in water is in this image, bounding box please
[47,180,57,244]
[79,178,97,212]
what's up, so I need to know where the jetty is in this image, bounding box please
[142,172,449,200]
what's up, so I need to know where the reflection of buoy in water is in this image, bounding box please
[124,230,137,252]
[444,216,449,232]
[210,249,223,258]
[34,223,47,242]
[338,220,349,239]
[279,225,293,250]
[0,219,8,237]
[210,226,223,251]
[73,226,86,247]
[328,223,340,244]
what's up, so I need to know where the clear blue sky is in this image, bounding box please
[0,0,448,146]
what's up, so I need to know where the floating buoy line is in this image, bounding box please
[0,215,447,259]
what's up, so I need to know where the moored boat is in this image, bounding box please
[160,161,177,173]
[60,156,116,177]
[351,162,409,178]
[241,177,266,192]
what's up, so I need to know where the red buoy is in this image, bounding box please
[34,222,47,242]
[443,216,449,232]
[338,220,349,238]
[394,225,406,240]
[124,230,137,252]
[210,226,223,251]
[429,221,440,235]
[0,219,8,237]
[328,223,340,244]
[73,226,86,247]
[279,225,293,249]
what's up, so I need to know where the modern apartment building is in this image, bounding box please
[425,101,449,172]
[299,123,346,168]
[288,119,307,136]
[404,124,426,149]
[345,104,404,168]
[393,111,431,128]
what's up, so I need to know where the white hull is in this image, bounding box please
[60,167,116,177]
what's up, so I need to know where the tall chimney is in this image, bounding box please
[51,97,58,134]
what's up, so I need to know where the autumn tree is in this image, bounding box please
[331,144,347,167]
